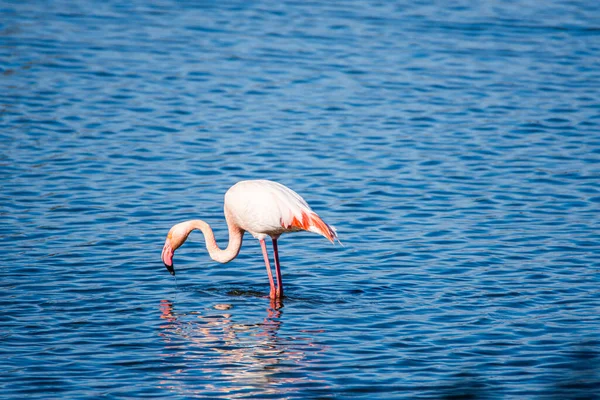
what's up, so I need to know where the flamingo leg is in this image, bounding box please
[272,238,283,298]
[259,239,276,299]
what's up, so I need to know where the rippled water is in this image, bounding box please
[2,0,600,398]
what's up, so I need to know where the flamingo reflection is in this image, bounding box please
[157,299,329,397]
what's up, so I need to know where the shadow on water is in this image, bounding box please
[438,344,600,400]
[156,299,330,398]
[440,372,489,400]
[548,345,600,400]
[173,281,348,306]
[174,283,284,306]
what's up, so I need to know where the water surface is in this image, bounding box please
[1,0,600,398]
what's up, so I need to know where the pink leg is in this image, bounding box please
[260,239,276,299]
[272,238,283,298]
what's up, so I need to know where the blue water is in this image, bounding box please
[1,0,600,398]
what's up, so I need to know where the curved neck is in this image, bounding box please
[187,211,243,263]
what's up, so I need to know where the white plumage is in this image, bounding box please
[225,180,335,240]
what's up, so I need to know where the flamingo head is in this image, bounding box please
[161,222,192,276]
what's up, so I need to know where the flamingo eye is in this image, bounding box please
[167,233,172,239]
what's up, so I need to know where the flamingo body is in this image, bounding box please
[161,180,337,299]
[225,180,336,241]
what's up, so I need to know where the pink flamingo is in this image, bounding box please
[161,180,338,299]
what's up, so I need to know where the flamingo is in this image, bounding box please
[161,180,338,299]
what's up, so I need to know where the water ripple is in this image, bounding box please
[1,0,600,398]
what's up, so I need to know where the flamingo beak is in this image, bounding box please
[161,238,176,276]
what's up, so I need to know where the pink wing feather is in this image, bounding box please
[267,181,337,243]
